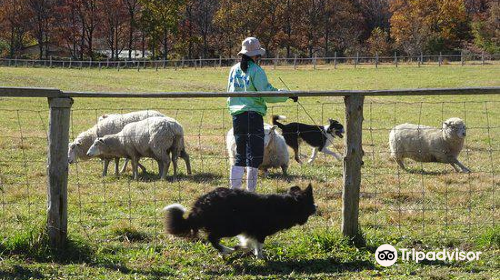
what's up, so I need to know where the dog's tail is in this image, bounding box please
[271,115,286,129]
[163,204,193,237]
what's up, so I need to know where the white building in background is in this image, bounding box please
[97,49,152,59]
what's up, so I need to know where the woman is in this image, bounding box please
[227,37,297,192]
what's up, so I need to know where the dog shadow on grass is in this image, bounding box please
[208,257,375,277]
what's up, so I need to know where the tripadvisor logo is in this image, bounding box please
[375,244,482,267]
[375,244,398,267]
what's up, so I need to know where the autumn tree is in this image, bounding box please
[53,0,84,58]
[323,0,365,56]
[100,0,128,59]
[472,1,500,53]
[27,0,55,59]
[140,0,184,60]
[123,0,141,59]
[0,0,31,58]
[390,0,469,55]
[367,27,391,55]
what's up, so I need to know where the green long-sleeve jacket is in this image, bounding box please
[227,61,288,116]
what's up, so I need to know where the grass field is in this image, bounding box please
[0,65,499,279]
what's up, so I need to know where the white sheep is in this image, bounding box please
[68,110,164,176]
[226,124,289,175]
[87,117,190,180]
[389,117,470,173]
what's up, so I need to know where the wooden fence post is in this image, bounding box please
[47,96,73,249]
[342,93,364,239]
[394,52,398,67]
[294,54,297,70]
[481,51,485,65]
[438,52,442,66]
[334,52,337,69]
[50,56,53,68]
[461,51,464,66]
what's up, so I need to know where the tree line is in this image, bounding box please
[0,0,498,60]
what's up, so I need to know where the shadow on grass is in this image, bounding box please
[0,225,94,264]
[209,257,375,276]
[265,173,318,182]
[94,262,175,278]
[0,265,44,280]
[404,168,453,175]
[119,170,222,184]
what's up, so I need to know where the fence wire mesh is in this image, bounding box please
[0,97,497,247]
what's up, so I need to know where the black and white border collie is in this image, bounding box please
[163,184,316,259]
[272,115,344,164]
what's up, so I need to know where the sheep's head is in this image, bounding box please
[263,125,277,148]
[87,138,107,157]
[68,139,85,163]
[98,114,109,122]
[443,118,466,139]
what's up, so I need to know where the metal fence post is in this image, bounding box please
[355,52,359,68]
[334,52,337,69]
[421,52,424,66]
[461,51,464,66]
[394,52,398,67]
[342,93,364,239]
[313,54,317,70]
[219,56,222,68]
[375,52,379,68]
[47,96,73,249]
[294,54,297,70]
[439,52,442,66]
[50,56,53,68]
[482,51,485,65]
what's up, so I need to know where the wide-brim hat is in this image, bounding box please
[237,37,266,57]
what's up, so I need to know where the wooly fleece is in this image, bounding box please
[226,124,289,175]
[87,117,186,179]
[389,117,470,173]
[68,110,165,175]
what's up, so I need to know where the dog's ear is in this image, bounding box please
[288,186,301,195]
[305,183,313,196]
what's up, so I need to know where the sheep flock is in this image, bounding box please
[69,111,470,180]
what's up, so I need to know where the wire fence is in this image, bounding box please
[1,52,499,71]
[0,88,498,248]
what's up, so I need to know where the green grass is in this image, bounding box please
[0,65,499,279]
